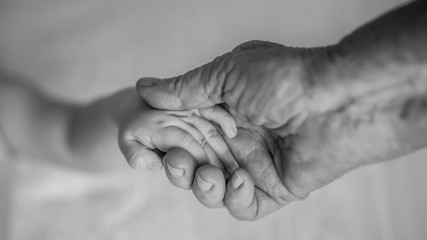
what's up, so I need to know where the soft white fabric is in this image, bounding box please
[1,0,426,239]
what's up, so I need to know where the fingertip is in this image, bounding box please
[227,125,238,139]
[196,174,214,192]
[192,165,226,208]
[137,77,159,87]
[164,148,197,190]
[135,77,184,110]
[224,169,259,220]
[230,170,244,189]
[225,169,254,209]
[129,153,163,171]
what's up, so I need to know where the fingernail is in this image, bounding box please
[197,175,214,192]
[150,161,163,171]
[134,157,162,171]
[231,172,244,189]
[137,77,158,87]
[167,163,184,177]
[227,126,238,138]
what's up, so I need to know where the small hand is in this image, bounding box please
[115,90,237,176]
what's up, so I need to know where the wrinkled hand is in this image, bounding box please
[136,40,412,220]
[135,40,318,220]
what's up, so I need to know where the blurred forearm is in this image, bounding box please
[0,76,128,171]
[66,88,138,171]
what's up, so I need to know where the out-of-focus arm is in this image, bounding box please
[0,75,134,171]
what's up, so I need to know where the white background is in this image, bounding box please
[1,0,426,239]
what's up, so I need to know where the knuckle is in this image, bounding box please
[200,106,216,117]
[203,59,226,104]
[288,189,309,201]
[199,138,207,148]
[180,133,196,146]
[173,76,186,106]
[126,158,137,168]
[207,128,219,139]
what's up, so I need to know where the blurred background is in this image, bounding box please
[1,0,426,239]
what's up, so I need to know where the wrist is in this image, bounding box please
[305,41,427,113]
[302,45,354,116]
[302,44,427,164]
[101,87,145,128]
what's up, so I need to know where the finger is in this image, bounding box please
[224,169,287,221]
[224,169,256,220]
[199,105,237,138]
[164,118,224,169]
[182,115,239,173]
[163,148,197,190]
[118,138,162,170]
[165,106,237,139]
[225,129,296,202]
[192,165,226,208]
[152,126,209,165]
[137,58,226,110]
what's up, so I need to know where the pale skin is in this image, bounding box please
[137,0,427,220]
[0,74,237,174]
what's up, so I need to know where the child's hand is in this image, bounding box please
[115,91,238,174]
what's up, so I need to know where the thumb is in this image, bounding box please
[119,138,163,171]
[137,64,224,110]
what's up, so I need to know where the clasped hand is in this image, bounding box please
[133,40,413,220]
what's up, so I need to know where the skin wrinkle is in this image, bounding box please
[223,68,243,110]
[252,63,274,125]
[221,54,239,102]
[249,59,276,123]
[245,88,263,126]
[207,127,219,139]
[262,53,309,130]
[297,89,425,171]
[311,55,426,117]
[203,59,219,105]
[319,68,427,122]
[253,189,279,220]
[199,137,208,148]
[237,128,286,201]
[209,66,224,105]
[233,68,250,118]
[200,106,214,117]
[172,74,186,109]
[239,39,426,202]
[259,159,285,201]
[278,152,305,199]
[209,54,230,103]
[400,96,427,119]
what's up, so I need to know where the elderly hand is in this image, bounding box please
[136,35,427,220]
[136,40,342,220]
